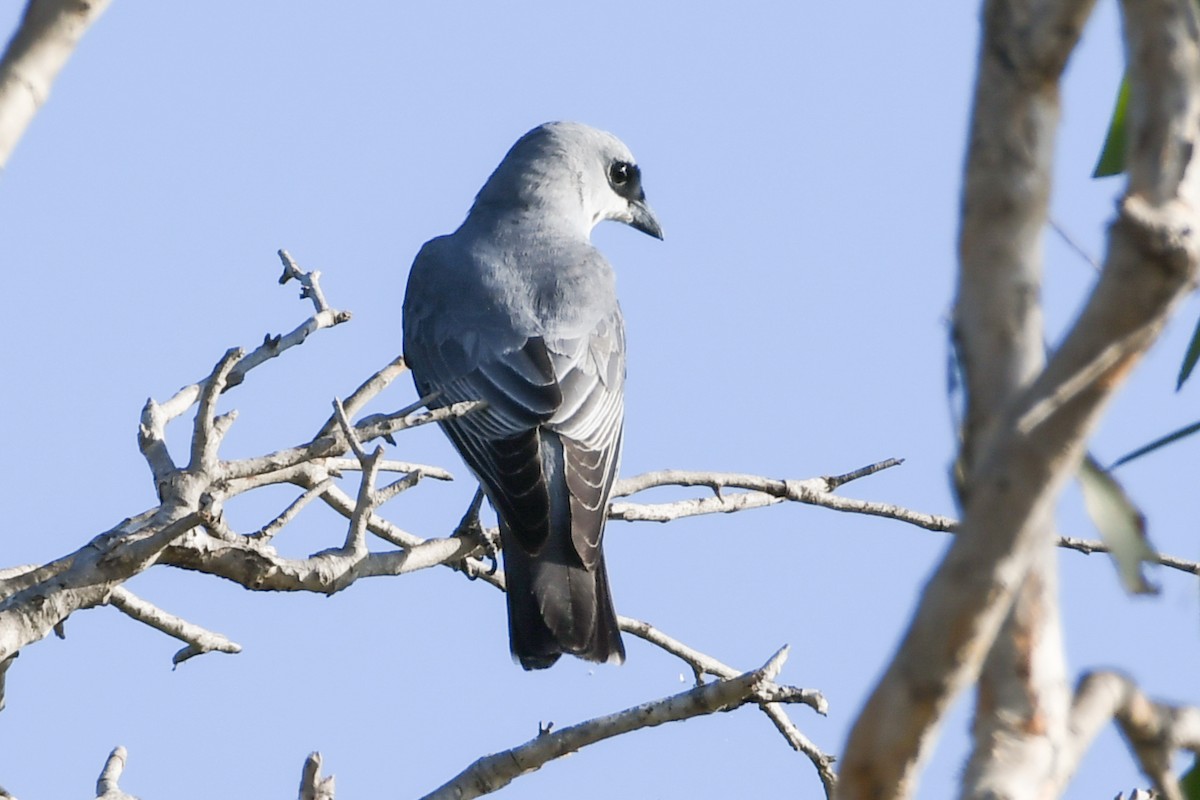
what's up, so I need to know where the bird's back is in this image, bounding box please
[401,121,659,669]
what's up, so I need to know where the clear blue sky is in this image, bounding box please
[2,2,1196,798]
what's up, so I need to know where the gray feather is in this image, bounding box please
[402,122,661,669]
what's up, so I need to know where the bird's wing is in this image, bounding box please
[403,245,625,567]
[545,312,625,569]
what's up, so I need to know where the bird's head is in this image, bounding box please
[472,121,664,241]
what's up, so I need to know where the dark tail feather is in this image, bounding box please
[589,550,625,663]
[500,432,624,670]
[501,520,624,670]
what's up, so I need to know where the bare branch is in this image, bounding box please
[330,398,384,557]
[1050,217,1103,271]
[419,647,799,800]
[215,252,352,395]
[611,488,785,522]
[1051,672,1200,800]
[353,400,483,446]
[0,652,15,713]
[0,0,113,168]
[250,479,336,543]
[841,0,1200,795]
[332,399,368,462]
[0,509,205,661]
[610,465,956,533]
[312,357,414,440]
[298,752,336,800]
[95,746,135,800]
[1057,534,1199,575]
[620,617,826,714]
[106,587,242,666]
[621,617,836,797]
[322,458,453,481]
[138,396,179,489]
[156,520,483,594]
[825,457,904,490]
[334,357,409,423]
[610,467,1200,581]
[345,448,382,557]
[612,459,904,498]
[224,305,352,392]
[0,565,38,582]
[278,249,335,311]
[189,348,244,472]
[373,471,426,506]
[218,400,481,485]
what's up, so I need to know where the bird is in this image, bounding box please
[402,122,662,669]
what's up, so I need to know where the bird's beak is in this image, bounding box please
[628,199,664,240]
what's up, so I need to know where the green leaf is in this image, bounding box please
[1183,755,1200,800]
[1093,77,1129,178]
[1077,454,1158,595]
[1110,419,1200,468]
[1178,314,1200,389]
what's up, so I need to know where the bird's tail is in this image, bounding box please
[501,433,625,670]
[502,533,624,669]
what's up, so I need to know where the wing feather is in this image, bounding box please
[404,241,625,566]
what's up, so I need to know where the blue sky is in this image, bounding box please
[1,2,1197,798]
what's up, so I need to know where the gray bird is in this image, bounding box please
[402,122,662,669]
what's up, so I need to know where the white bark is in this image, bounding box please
[0,0,111,170]
[419,648,803,800]
[839,0,1200,798]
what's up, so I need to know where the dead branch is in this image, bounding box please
[620,617,837,795]
[299,752,336,800]
[94,747,135,800]
[106,587,242,666]
[611,465,955,530]
[611,469,1200,577]
[418,647,803,800]
[1052,672,1200,800]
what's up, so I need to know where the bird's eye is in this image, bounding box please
[609,161,632,186]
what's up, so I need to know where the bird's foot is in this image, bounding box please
[452,487,499,578]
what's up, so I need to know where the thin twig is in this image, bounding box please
[320,458,453,480]
[219,400,481,484]
[332,399,368,461]
[1050,217,1103,271]
[609,469,1200,577]
[1056,534,1199,575]
[825,457,905,490]
[373,472,426,506]
[620,616,835,796]
[250,479,336,542]
[278,249,333,313]
[610,468,956,533]
[106,587,241,666]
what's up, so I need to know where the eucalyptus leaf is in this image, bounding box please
[1177,314,1200,389]
[1093,77,1129,178]
[1182,755,1200,800]
[1077,454,1157,595]
[1110,419,1200,469]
